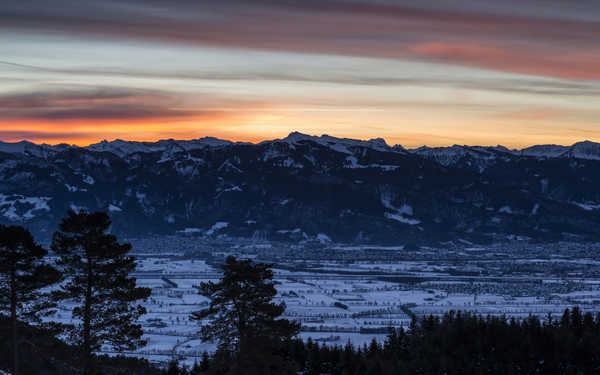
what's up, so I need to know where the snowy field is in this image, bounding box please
[45,240,600,367]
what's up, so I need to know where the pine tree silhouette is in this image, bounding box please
[191,256,300,374]
[0,225,61,375]
[52,210,151,375]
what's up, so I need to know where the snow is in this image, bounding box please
[569,140,600,160]
[206,222,229,235]
[6,137,600,164]
[70,203,86,212]
[0,140,63,158]
[531,203,540,215]
[277,228,302,234]
[86,138,233,157]
[343,157,401,170]
[40,247,600,367]
[410,145,503,166]
[65,183,87,192]
[397,204,413,216]
[108,204,122,212]
[573,202,600,211]
[136,192,146,204]
[385,212,420,225]
[279,132,393,155]
[82,175,95,185]
[0,194,51,220]
[217,160,243,173]
[521,144,567,158]
[381,194,420,225]
[215,186,242,198]
[177,228,203,234]
[316,233,332,243]
[411,141,600,163]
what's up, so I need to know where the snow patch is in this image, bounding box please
[108,204,122,212]
[316,233,332,244]
[136,192,146,204]
[277,228,301,234]
[573,202,600,211]
[218,160,243,173]
[178,227,203,234]
[215,185,243,198]
[65,184,87,192]
[380,193,420,225]
[69,203,86,212]
[397,204,414,216]
[0,194,51,220]
[384,213,420,225]
[82,175,95,185]
[531,203,540,215]
[206,222,229,235]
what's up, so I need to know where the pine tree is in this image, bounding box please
[166,360,180,375]
[199,351,210,371]
[191,256,300,374]
[51,210,151,374]
[0,224,61,375]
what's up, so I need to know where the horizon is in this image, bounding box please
[1,131,599,150]
[2,1,600,148]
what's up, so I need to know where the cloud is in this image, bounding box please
[3,60,600,98]
[0,87,220,121]
[0,130,89,140]
[0,86,277,144]
[2,1,600,80]
[410,42,600,80]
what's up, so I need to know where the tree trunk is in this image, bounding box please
[83,258,93,375]
[10,266,19,375]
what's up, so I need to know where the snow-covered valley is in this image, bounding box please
[45,238,600,367]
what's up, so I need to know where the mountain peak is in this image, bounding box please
[569,140,600,160]
[280,131,393,154]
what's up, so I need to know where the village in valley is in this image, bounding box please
[45,235,600,366]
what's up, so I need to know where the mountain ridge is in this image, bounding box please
[1,132,599,245]
[1,132,599,160]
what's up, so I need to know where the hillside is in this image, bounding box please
[1,133,599,245]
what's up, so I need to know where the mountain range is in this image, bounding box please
[1,132,599,245]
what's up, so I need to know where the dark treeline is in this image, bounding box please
[179,307,600,375]
[0,315,160,375]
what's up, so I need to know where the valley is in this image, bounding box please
[46,238,600,367]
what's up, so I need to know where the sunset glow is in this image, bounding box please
[1,0,600,147]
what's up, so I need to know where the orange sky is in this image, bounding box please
[1,0,600,148]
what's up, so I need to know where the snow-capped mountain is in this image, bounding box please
[521,141,600,160]
[276,131,396,154]
[1,133,599,245]
[85,137,235,157]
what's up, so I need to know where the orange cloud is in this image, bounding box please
[411,41,600,80]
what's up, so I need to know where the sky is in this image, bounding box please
[1,0,600,148]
